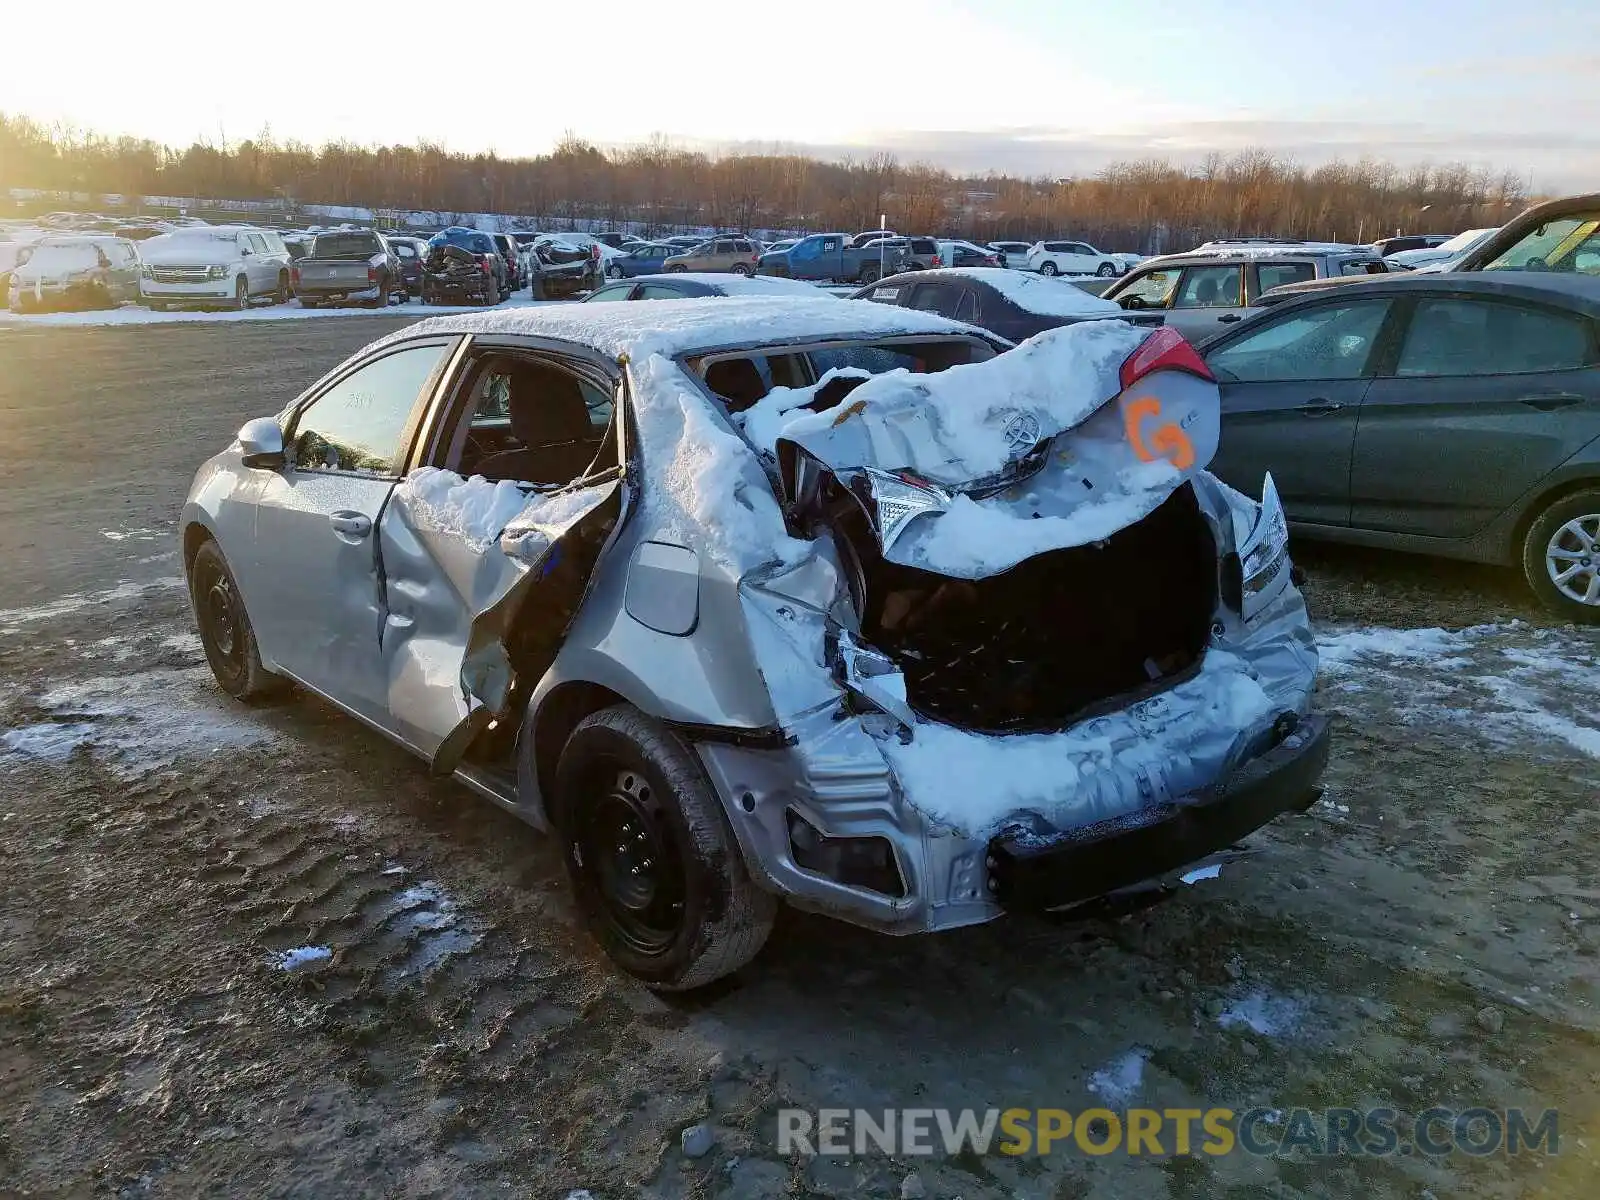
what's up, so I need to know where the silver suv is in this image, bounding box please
[1103,244,1389,344]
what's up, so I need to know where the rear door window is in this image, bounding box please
[587,283,637,301]
[637,283,687,299]
[1173,265,1244,308]
[1255,262,1316,293]
[908,283,962,318]
[1206,300,1392,383]
[1394,298,1597,376]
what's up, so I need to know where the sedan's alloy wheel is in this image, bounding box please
[1546,514,1600,606]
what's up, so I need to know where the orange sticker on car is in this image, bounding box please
[1123,396,1195,470]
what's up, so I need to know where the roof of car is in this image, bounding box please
[374,295,978,361]
[1258,270,1600,315]
[861,267,1124,317]
[627,272,826,297]
[1141,246,1379,266]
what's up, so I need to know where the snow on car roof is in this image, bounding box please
[375,295,978,361]
[932,267,1123,317]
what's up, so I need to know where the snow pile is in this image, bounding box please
[500,485,614,562]
[631,352,809,574]
[775,320,1146,485]
[738,366,872,453]
[882,648,1277,837]
[271,946,333,972]
[1216,989,1308,1038]
[1087,1049,1148,1104]
[396,468,531,553]
[948,267,1125,317]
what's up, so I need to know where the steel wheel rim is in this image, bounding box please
[199,568,245,675]
[1546,514,1600,605]
[574,766,686,955]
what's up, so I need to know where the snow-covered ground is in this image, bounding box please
[0,293,559,330]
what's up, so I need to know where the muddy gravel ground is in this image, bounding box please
[1,320,1598,1200]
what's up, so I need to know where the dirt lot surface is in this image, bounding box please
[1,319,1597,1199]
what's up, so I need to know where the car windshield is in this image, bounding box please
[312,233,381,258]
[23,243,100,274]
[1436,227,1497,254]
[1482,214,1600,274]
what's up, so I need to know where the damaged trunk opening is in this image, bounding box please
[831,483,1218,733]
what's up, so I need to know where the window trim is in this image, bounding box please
[282,336,463,480]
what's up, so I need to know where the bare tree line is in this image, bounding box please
[0,115,1533,250]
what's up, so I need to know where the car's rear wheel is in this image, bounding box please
[605,263,624,278]
[275,271,290,304]
[234,276,249,309]
[729,262,751,276]
[552,705,777,991]
[367,272,389,308]
[189,539,289,702]
[1039,261,1059,277]
[1097,262,1117,277]
[857,263,881,284]
[1523,490,1600,623]
[300,296,319,309]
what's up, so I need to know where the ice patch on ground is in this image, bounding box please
[272,946,333,971]
[0,578,184,633]
[1,721,98,761]
[1086,1048,1147,1104]
[1216,990,1307,1038]
[1317,622,1600,760]
[371,881,483,981]
[101,527,164,542]
[3,665,277,775]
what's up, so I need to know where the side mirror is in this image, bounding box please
[238,417,286,470]
[240,246,253,257]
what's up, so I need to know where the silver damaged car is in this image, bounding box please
[182,298,1328,989]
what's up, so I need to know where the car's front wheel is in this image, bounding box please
[189,539,290,701]
[1097,262,1117,277]
[1039,261,1059,276]
[1523,490,1600,623]
[552,706,777,991]
[606,263,624,278]
[233,276,249,309]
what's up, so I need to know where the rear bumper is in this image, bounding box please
[299,284,381,302]
[987,713,1331,912]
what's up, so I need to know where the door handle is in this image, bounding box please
[1296,398,1344,416]
[1218,313,1242,323]
[1518,392,1584,411]
[329,511,372,537]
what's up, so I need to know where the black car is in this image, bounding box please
[489,232,524,291]
[1201,272,1600,619]
[384,235,428,297]
[849,267,1162,342]
[420,228,506,305]
[582,273,821,302]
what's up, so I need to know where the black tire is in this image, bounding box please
[300,296,319,309]
[188,539,290,702]
[368,272,389,308]
[275,271,290,304]
[1039,261,1059,277]
[665,263,688,273]
[1521,489,1600,623]
[1096,262,1117,277]
[857,263,881,284]
[234,276,249,309]
[606,263,625,279]
[729,262,751,276]
[551,705,777,991]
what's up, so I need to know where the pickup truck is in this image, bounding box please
[292,231,404,308]
[757,232,906,284]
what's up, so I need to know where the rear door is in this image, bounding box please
[1349,293,1600,537]
[1203,296,1396,525]
[245,339,459,726]
[1166,263,1247,344]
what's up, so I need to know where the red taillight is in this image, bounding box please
[591,245,600,260]
[985,256,998,266]
[931,254,942,266]
[480,256,491,275]
[367,265,378,281]
[290,266,300,284]
[1119,325,1213,390]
